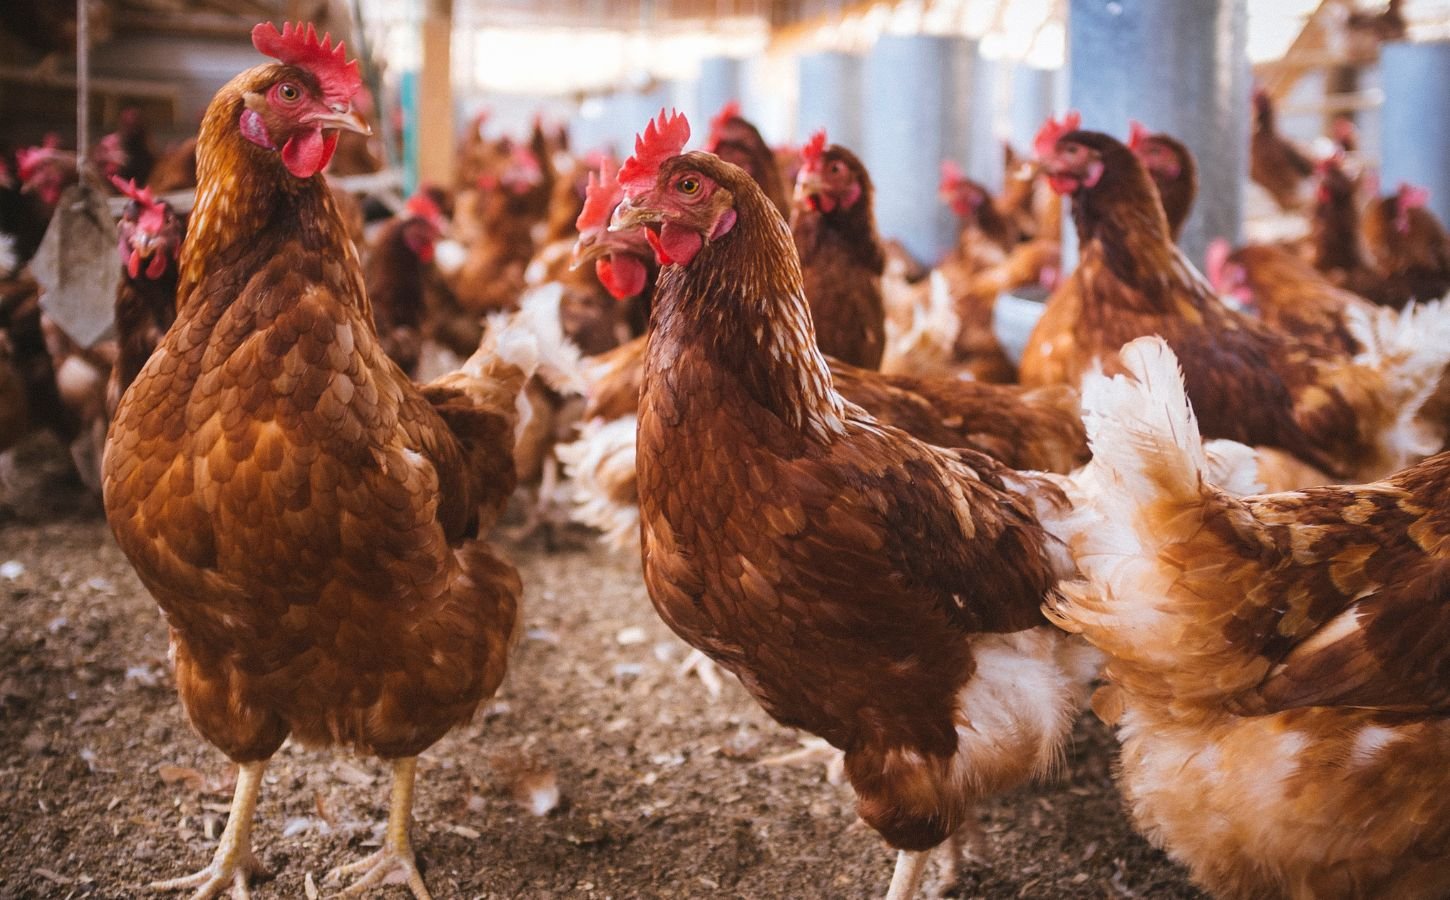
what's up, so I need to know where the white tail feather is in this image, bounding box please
[1079,336,1208,506]
[555,415,640,550]
[466,283,587,396]
[1346,298,1450,465]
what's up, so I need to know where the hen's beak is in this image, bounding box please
[609,197,662,232]
[310,107,372,136]
[571,229,605,270]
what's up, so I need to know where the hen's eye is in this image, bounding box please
[277,83,301,103]
[678,177,700,195]
[829,161,846,175]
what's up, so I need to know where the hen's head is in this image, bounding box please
[937,159,987,219]
[1313,153,1357,208]
[400,192,446,263]
[571,162,653,299]
[111,176,184,281]
[233,22,370,179]
[611,110,745,268]
[1127,121,1189,183]
[793,130,868,216]
[16,137,77,207]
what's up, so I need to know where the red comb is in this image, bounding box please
[1127,120,1151,153]
[619,109,691,197]
[251,22,362,106]
[576,162,622,233]
[1033,111,1081,159]
[799,129,828,173]
[938,159,965,192]
[405,192,444,228]
[707,100,741,151]
[109,174,158,207]
[1398,182,1430,210]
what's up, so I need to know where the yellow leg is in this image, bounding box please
[325,756,432,900]
[149,760,268,900]
[885,848,931,900]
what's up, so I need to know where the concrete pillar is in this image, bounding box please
[1010,64,1058,156]
[1068,0,1249,267]
[863,34,973,265]
[798,51,864,151]
[697,56,745,122]
[964,48,999,190]
[1380,41,1450,227]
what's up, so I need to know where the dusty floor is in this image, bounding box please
[0,435,1205,899]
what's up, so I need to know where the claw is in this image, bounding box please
[327,756,434,900]
[147,761,268,900]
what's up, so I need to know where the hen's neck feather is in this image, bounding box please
[648,173,847,442]
[177,74,364,317]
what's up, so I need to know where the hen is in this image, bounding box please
[1127,122,1195,243]
[704,102,790,218]
[102,24,527,899]
[1020,116,1450,481]
[789,130,886,370]
[611,110,1093,898]
[1045,336,1450,900]
[363,192,446,377]
[1362,182,1450,306]
[107,176,183,415]
[1250,88,1314,211]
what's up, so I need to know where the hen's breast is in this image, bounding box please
[635,356,971,752]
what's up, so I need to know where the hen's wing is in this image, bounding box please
[1228,466,1450,715]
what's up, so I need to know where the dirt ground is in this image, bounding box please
[0,434,1205,899]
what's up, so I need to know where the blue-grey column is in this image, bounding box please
[1010,64,1059,156]
[863,34,972,265]
[1381,41,1450,227]
[797,51,864,152]
[698,56,745,121]
[1068,0,1249,267]
[965,47,999,189]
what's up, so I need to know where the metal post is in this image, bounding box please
[1067,0,1249,267]
[797,51,863,151]
[697,56,745,121]
[1380,40,1450,227]
[862,34,972,265]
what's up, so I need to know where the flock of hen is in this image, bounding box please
[3,18,1450,900]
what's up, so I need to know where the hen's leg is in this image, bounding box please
[886,848,932,900]
[149,760,268,900]
[936,817,985,895]
[326,756,432,900]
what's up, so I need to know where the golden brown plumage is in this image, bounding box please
[790,140,887,370]
[1250,89,1315,212]
[1362,184,1450,306]
[102,29,523,898]
[1022,127,1446,481]
[1045,338,1450,900]
[613,114,1091,897]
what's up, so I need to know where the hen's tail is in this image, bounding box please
[1344,298,1450,469]
[423,284,586,531]
[555,414,640,550]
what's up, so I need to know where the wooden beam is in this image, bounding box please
[417,0,454,190]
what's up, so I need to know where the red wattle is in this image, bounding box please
[145,252,167,280]
[127,248,142,279]
[597,254,647,300]
[281,128,332,178]
[659,222,704,265]
[644,229,672,265]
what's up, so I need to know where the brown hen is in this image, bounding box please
[611,111,1093,898]
[102,24,524,899]
[1046,337,1450,900]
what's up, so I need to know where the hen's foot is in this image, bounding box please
[325,756,432,900]
[148,760,269,900]
[324,844,430,899]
